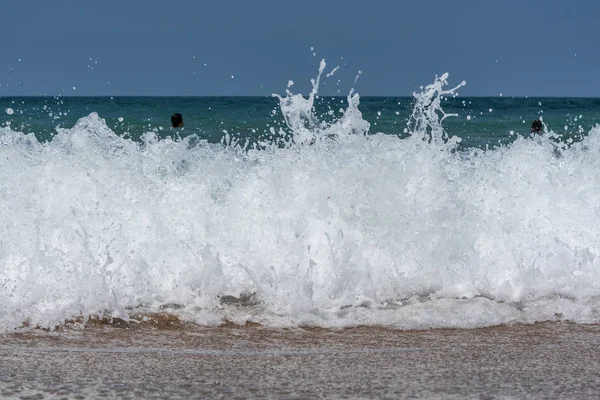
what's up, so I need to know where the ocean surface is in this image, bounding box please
[1,70,600,333]
[3,95,600,149]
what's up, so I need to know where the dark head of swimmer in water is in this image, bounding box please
[530,119,542,134]
[171,113,183,128]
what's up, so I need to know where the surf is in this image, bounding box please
[1,61,599,332]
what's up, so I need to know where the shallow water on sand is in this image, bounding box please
[1,322,599,399]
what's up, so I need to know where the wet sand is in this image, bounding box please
[1,322,599,399]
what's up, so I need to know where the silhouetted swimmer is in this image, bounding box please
[171,113,184,128]
[530,119,542,134]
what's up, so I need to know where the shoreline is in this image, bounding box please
[1,322,599,398]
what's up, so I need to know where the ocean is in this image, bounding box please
[2,67,600,398]
[3,95,599,149]
[1,69,600,333]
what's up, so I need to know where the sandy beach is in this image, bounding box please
[0,321,599,399]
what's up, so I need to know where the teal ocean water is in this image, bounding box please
[1,72,600,332]
[2,96,599,148]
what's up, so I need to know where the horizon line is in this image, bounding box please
[2,94,600,99]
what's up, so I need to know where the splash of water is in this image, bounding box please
[272,59,370,145]
[406,72,466,145]
[1,68,600,332]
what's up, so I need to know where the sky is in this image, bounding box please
[1,0,599,97]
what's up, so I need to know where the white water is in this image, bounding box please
[1,65,600,331]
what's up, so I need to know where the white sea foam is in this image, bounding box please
[1,65,600,332]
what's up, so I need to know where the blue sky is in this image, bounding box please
[1,0,599,96]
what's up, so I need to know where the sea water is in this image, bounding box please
[1,61,599,332]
